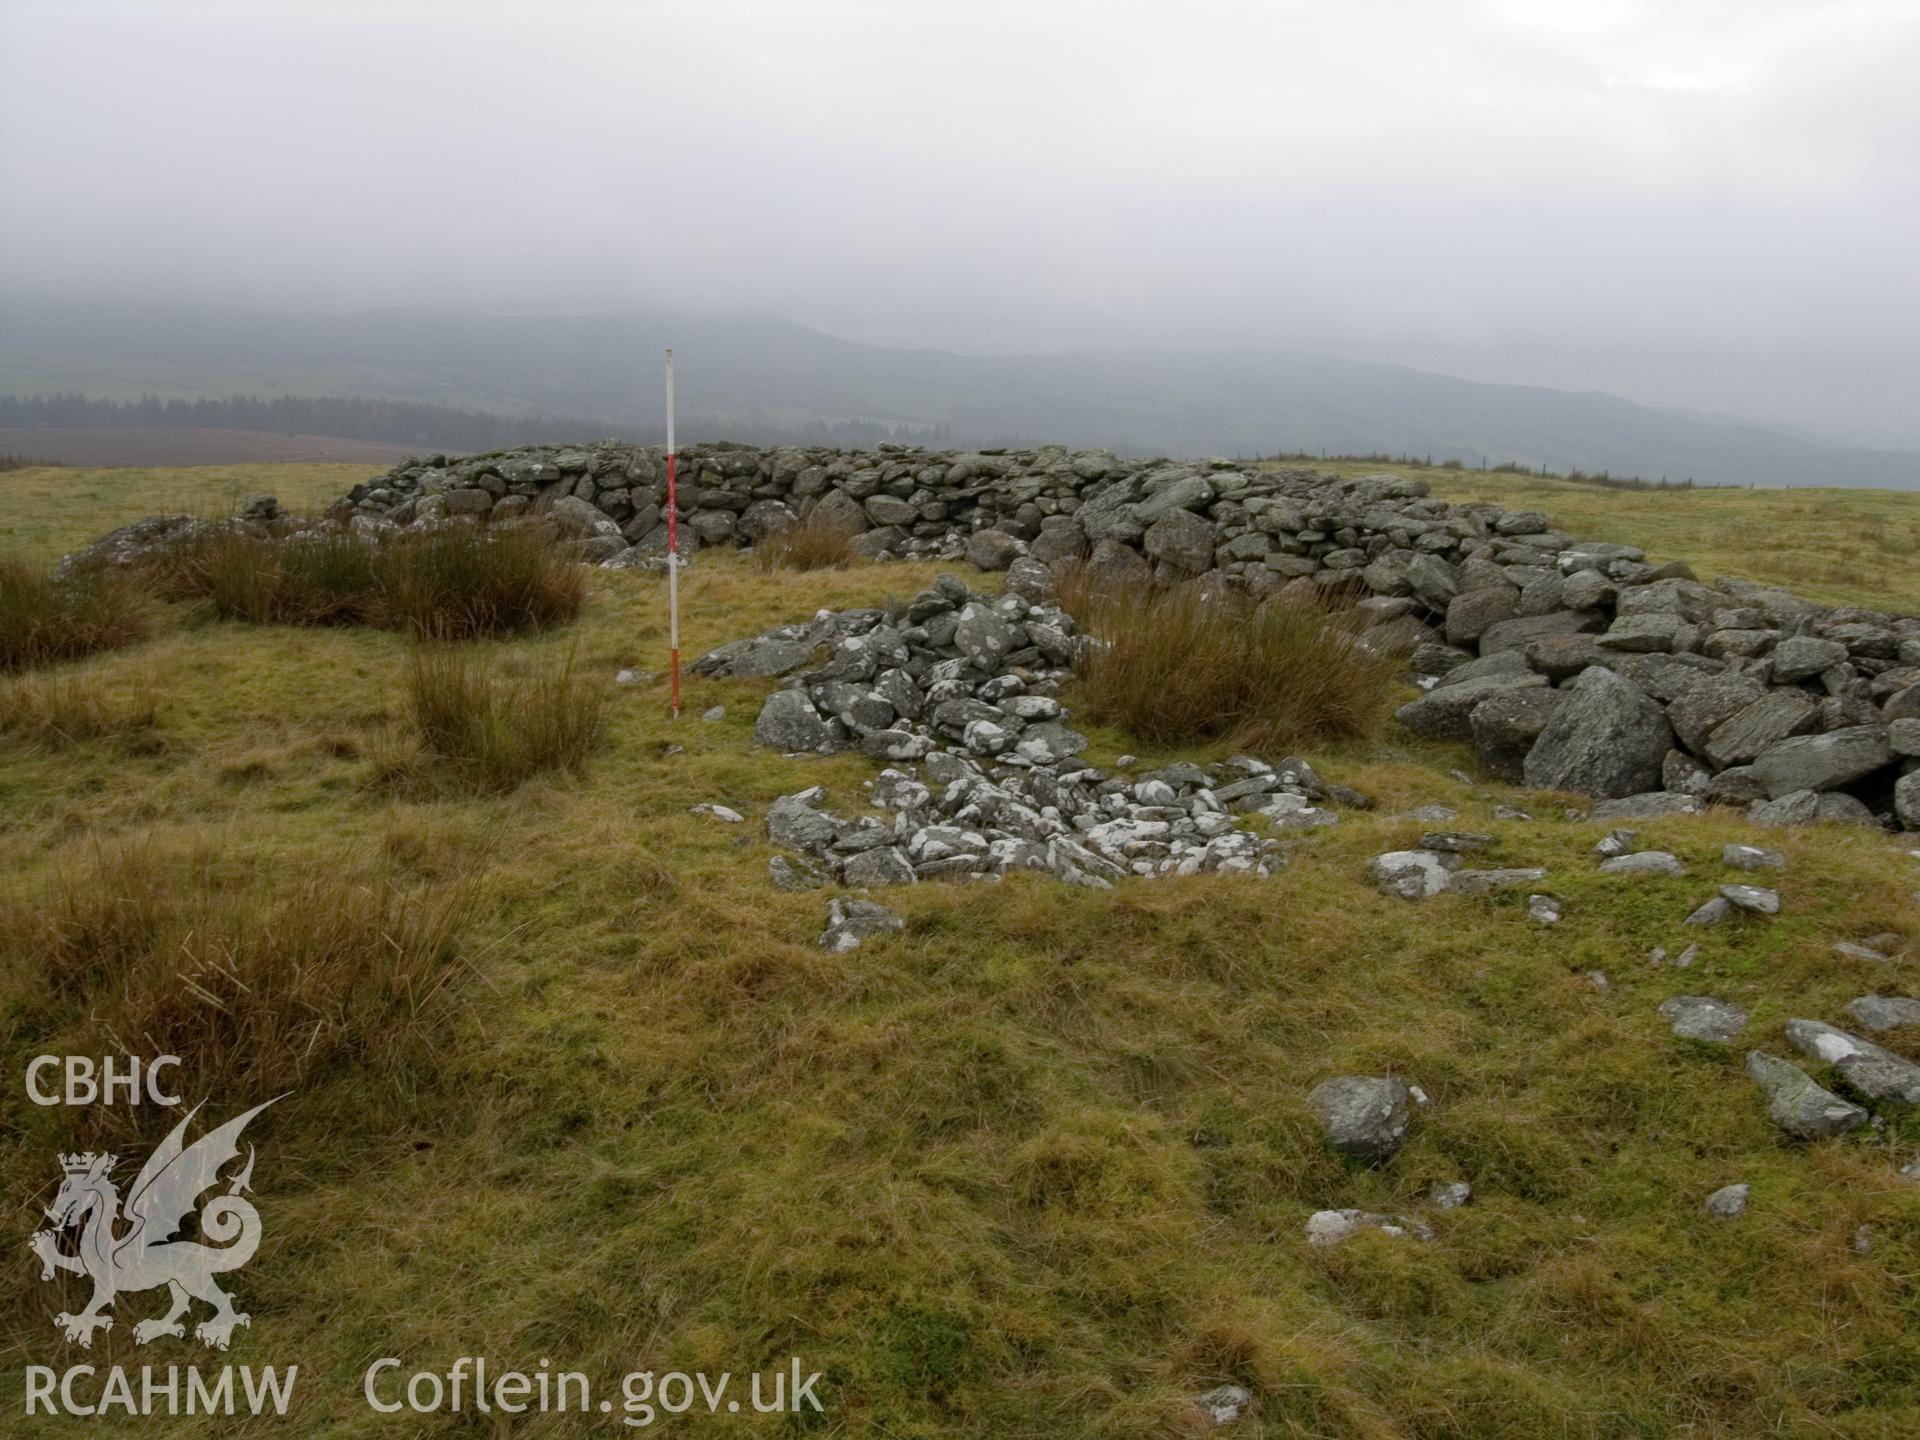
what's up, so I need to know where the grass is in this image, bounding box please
[0,555,150,670]
[1060,567,1403,749]
[754,506,862,571]
[0,462,1917,1436]
[0,841,468,1109]
[380,645,610,793]
[0,667,159,751]
[155,520,585,637]
[0,459,372,553]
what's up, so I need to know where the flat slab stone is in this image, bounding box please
[1660,995,1749,1042]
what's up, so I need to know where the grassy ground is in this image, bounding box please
[1272,459,1920,615]
[0,462,375,555]
[0,466,1917,1436]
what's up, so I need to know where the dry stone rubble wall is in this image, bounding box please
[337,441,1920,824]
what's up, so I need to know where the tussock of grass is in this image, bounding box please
[754,506,862,572]
[379,645,609,793]
[0,555,150,670]
[1059,569,1402,749]
[0,668,159,750]
[0,842,468,1099]
[158,522,584,637]
[374,523,586,638]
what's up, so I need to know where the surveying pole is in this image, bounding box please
[664,348,681,718]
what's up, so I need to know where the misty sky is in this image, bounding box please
[2,0,1916,446]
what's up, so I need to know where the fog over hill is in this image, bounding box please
[2,298,1916,488]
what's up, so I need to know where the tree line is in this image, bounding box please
[0,392,955,453]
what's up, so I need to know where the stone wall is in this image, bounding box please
[340,441,1920,824]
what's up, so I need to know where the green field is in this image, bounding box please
[1,464,1917,1436]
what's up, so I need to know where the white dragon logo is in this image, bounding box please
[27,1098,280,1350]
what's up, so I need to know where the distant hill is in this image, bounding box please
[3,298,1916,487]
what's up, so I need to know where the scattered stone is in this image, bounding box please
[1702,1183,1750,1219]
[1425,1181,1470,1210]
[1720,884,1781,915]
[1190,1384,1254,1427]
[768,855,826,891]
[690,802,743,824]
[1589,791,1703,821]
[1745,1050,1869,1139]
[1784,1019,1920,1104]
[1419,831,1497,853]
[1685,897,1732,927]
[1528,894,1564,925]
[842,846,918,888]
[1304,1209,1436,1247]
[1594,828,1639,857]
[1659,995,1749,1043]
[1722,843,1784,872]
[818,898,905,952]
[1368,850,1454,901]
[1450,866,1548,894]
[702,704,726,722]
[1673,943,1699,968]
[1600,851,1687,877]
[1843,996,1920,1032]
[1585,969,1612,991]
[1307,1075,1414,1164]
[1833,941,1888,965]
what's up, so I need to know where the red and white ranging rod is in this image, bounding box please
[664,347,681,718]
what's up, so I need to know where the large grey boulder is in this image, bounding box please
[1479,609,1603,657]
[1749,725,1894,798]
[953,603,1022,669]
[1445,585,1517,645]
[1896,770,1920,831]
[1469,687,1565,782]
[766,787,846,851]
[1307,1075,1415,1164]
[1082,537,1153,593]
[1406,553,1460,611]
[1745,1051,1869,1139]
[1523,666,1675,798]
[1667,672,1768,754]
[693,633,817,679]
[1785,1020,1920,1105]
[1770,635,1849,683]
[1142,509,1217,573]
[1130,472,1214,522]
[964,529,1021,571]
[755,690,834,752]
[842,845,918,887]
[1702,691,1822,769]
[1396,672,1547,742]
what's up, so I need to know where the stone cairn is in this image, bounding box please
[339,440,1920,832]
